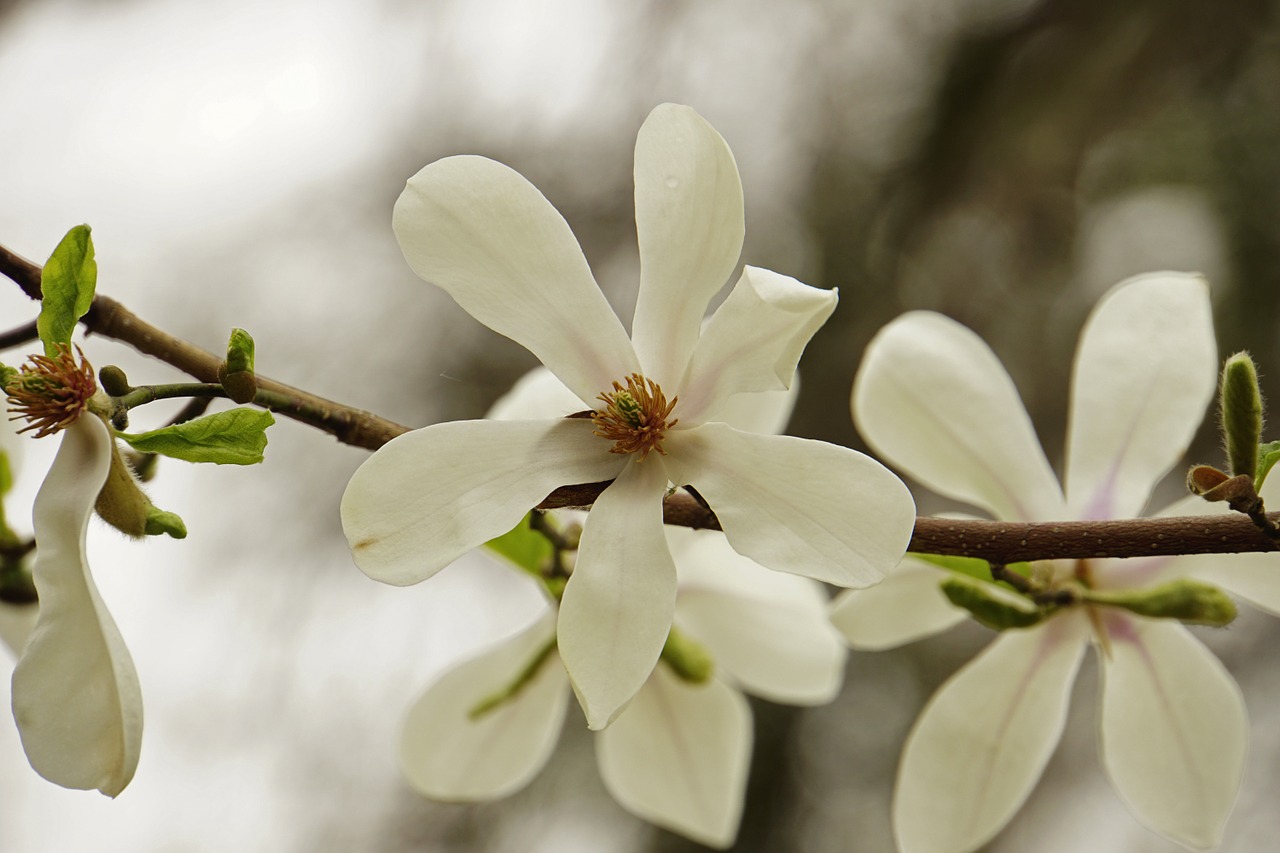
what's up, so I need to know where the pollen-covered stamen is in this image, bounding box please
[5,345,97,438]
[591,373,678,460]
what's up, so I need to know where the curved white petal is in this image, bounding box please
[1065,273,1216,520]
[853,312,1064,522]
[894,613,1089,853]
[393,155,638,403]
[631,104,745,390]
[663,423,915,587]
[670,530,845,705]
[558,459,676,730]
[713,381,798,436]
[487,366,587,421]
[829,559,968,650]
[0,602,38,658]
[399,611,569,801]
[342,419,625,586]
[11,416,142,797]
[596,665,752,849]
[1098,615,1245,849]
[678,267,836,425]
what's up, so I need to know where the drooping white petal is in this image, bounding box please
[663,423,915,587]
[631,104,745,390]
[894,613,1090,853]
[399,611,569,801]
[342,419,625,586]
[1098,615,1245,849]
[11,416,142,797]
[678,267,836,425]
[558,459,676,730]
[853,312,1064,522]
[670,529,845,705]
[829,558,968,650]
[1064,273,1216,520]
[393,154,639,403]
[596,665,752,850]
[486,366,587,421]
[0,602,38,658]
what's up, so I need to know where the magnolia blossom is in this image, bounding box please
[832,273,1256,852]
[397,368,846,848]
[9,414,142,797]
[342,103,914,728]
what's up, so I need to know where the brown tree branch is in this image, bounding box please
[6,240,1280,564]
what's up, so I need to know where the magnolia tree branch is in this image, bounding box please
[4,241,1279,563]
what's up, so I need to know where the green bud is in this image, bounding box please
[98,365,132,397]
[940,576,1046,631]
[1084,579,1237,627]
[95,438,152,537]
[145,506,187,539]
[1221,352,1264,480]
[0,363,17,389]
[218,328,257,404]
[659,625,715,683]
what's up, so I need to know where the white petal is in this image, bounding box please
[0,602,38,658]
[399,611,569,801]
[678,267,836,425]
[712,381,799,436]
[342,419,625,586]
[1065,273,1216,520]
[631,104,745,390]
[853,312,1064,522]
[558,458,676,730]
[670,530,846,704]
[1098,615,1246,848]
[393,154,638,403]
[11,416,142,797]
[829,558,968,650]
[596,666,752,849]
[663,423,915,587]
[894,613,1089,853]
[486,366,587,421]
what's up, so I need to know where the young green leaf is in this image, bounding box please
[116,408,274,465]
[37,225,97,356]
[485,513,554,576]
[1257,440,1280,491]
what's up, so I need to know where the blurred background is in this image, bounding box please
[2,0,1279,850]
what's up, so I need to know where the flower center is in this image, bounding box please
[591,373,678,460]
[5,345,97,438]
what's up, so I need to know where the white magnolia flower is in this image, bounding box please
[400,528,845,848]
[10,414,142,797]
[833,273,1256,852]
[342,103,913,729]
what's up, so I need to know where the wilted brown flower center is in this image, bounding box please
[5,345,97,438]
[591,373,678,460]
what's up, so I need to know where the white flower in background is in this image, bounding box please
[396,369,846,848]
[10,414,142,797]
[833,273,1255,852]
[342,103,914,729]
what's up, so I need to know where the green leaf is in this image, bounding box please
[1256,440,1280,491]
[485,513,554,576]
[37,225,97,356]
[911,552,1033,586]
[116,408,274,465]
[225,328,255,374]
[0,449,12,499]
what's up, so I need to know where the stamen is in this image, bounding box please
[5,345,97,438]
[591,373,678,460]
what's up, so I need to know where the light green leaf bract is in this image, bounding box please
[485,513,553,577]
[37,225,97,356]
[116,408,274,465]
[1255,440,1280,491]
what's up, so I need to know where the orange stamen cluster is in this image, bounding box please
[5,345,97,438]
[591,373,678,460]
